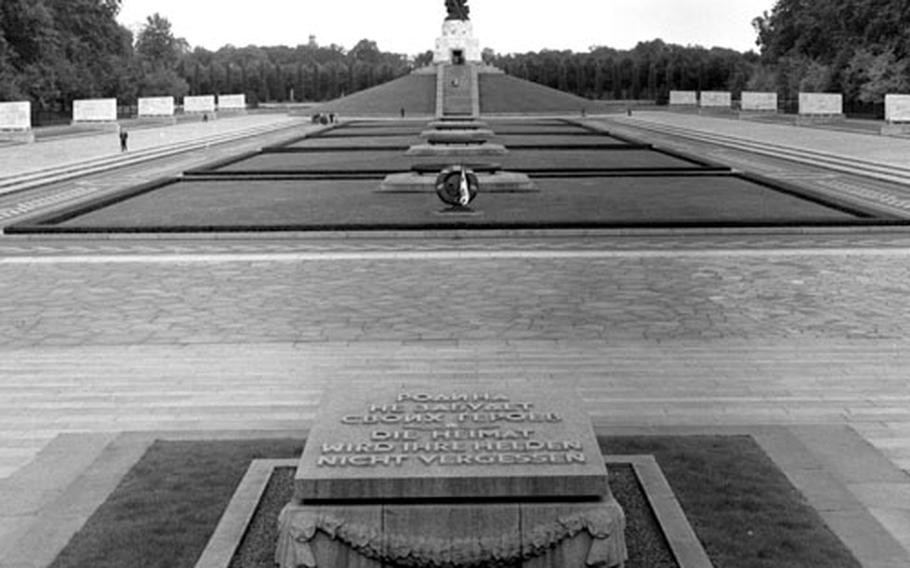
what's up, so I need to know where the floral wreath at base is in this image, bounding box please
[276,502,627,568]
[435,165,479,207]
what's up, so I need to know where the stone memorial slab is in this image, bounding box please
[799,92,843,115]
[296,383,608,502]
[885,94,910,123]
[700,91,732,108]
[184,95,216,114]
[73,98,117,122]
[218,94,246,110]
[741,91,778,112]
[0,102,31,130]
[669,90,697,105]
[138,97,175,117]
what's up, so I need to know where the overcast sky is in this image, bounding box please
[117,0,776,55]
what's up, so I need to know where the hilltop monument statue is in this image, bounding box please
[445,0,470,20]
[435,0,480,63]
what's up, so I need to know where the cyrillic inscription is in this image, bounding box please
[315,391,586,469]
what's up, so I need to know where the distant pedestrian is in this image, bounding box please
[119,129,128,152]
[400,107,406,118]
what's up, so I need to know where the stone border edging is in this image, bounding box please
[194,459,294,568]
[622,455,713,568]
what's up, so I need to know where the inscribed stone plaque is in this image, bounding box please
[138,97,175,117]
[296,383,608,502]
[741,91,778,111]
[218,94,246,110]
[669,91,697,105]
[799,93,843,115]
[886,94,910,123]
[700,91,731,108]
[73,99,117,122]
[184,95,216,113]
[0,102,31,130]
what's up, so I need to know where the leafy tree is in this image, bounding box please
[136,13,185,69]
[753,0,910,106]
[133,13,188,98]
[413,50,434,68]
[844,48,910,103]
[0,0,132,111]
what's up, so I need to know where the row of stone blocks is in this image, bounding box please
[381,115,537,193]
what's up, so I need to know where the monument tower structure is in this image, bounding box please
[434,0,482,64]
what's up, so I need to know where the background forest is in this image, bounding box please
[1,0,908,122]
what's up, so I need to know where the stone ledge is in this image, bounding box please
[379,171,537,193]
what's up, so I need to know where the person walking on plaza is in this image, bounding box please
[119,128,128,152]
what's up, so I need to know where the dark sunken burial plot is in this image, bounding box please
[320,125,428,137]
[284,135,418,149]
[201,147,703,175]
[36,175,857,231]
[213,151,415,173]
[7,118,897,234]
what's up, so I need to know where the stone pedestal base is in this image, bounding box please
[429,120,489,130]
[69,121,120,132]
[795,114,845,126]
[406,143,508,158]
[379,171,538,193]
[881,123,910,136]
[136,116,178,125]
[277,497,626,568]
[0,130,35,144]
[434,20,482,64]
[421,129,495,142]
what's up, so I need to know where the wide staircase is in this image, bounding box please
[440,64,476,117]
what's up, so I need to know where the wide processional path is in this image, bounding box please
[1,109,910,559]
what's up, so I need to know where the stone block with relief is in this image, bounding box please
[278,383,627,567]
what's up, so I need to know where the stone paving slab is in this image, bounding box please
[0,248,908,347]
[1,337,909,479]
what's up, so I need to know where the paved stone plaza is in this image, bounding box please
[1,112,910,566]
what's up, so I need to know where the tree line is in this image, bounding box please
[485,42,756,103]
[0,0,412,119]
[1,0,907,121]
[180,39,410,104]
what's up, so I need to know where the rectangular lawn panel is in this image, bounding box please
[485,122,597,135]
[213,151,414,173]
[283,135,417,149]
[495,134,638,146]
[37,174,858,232]
[49,439,303,568]
[320,125,428,137]
[501,149,712,170]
